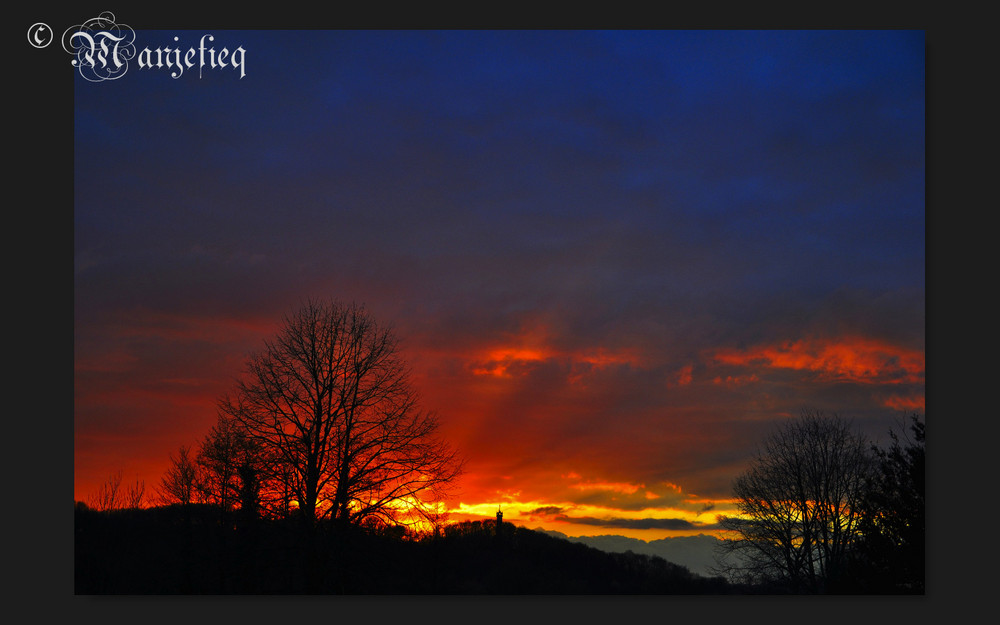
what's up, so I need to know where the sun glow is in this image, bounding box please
[442,498,739,541]
[441,471,741,541]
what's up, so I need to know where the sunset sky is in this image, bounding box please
[73,28,924,542]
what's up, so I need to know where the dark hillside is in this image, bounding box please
[75,507,733,594]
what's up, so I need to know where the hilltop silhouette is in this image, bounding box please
[75,505,733,594]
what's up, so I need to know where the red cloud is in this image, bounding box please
[883,394,925,410]
[713,336,924,385]
[467,323,642,382]
[675,364,693,386]
[470,347,551,377]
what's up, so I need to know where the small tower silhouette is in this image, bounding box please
[495,505,503,535]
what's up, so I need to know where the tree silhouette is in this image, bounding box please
[851,414,925,593]
[196,414,275,520]
[715,411,874,593]
[89,469,146,511]
[218,299,462,529]
[157,445,200,506]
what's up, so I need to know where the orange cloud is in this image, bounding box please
[569,480,645,495]
[468,324,642,382]
[713,336,924,385]
[676,364,693,386]
[712,374,760,387]
[471,347,551,377]
[883,394,925,410]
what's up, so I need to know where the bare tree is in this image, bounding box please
[89,471,122,512]
[89,469,147,511]
[196,418,239,513]
[716,411,874,592]
[219,299,462,529]
[196,417,251,510]
[123,476,146,509]
[157,445,200,506]
[196,413,278,526]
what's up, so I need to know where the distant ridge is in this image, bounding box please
[536,529,722,577]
